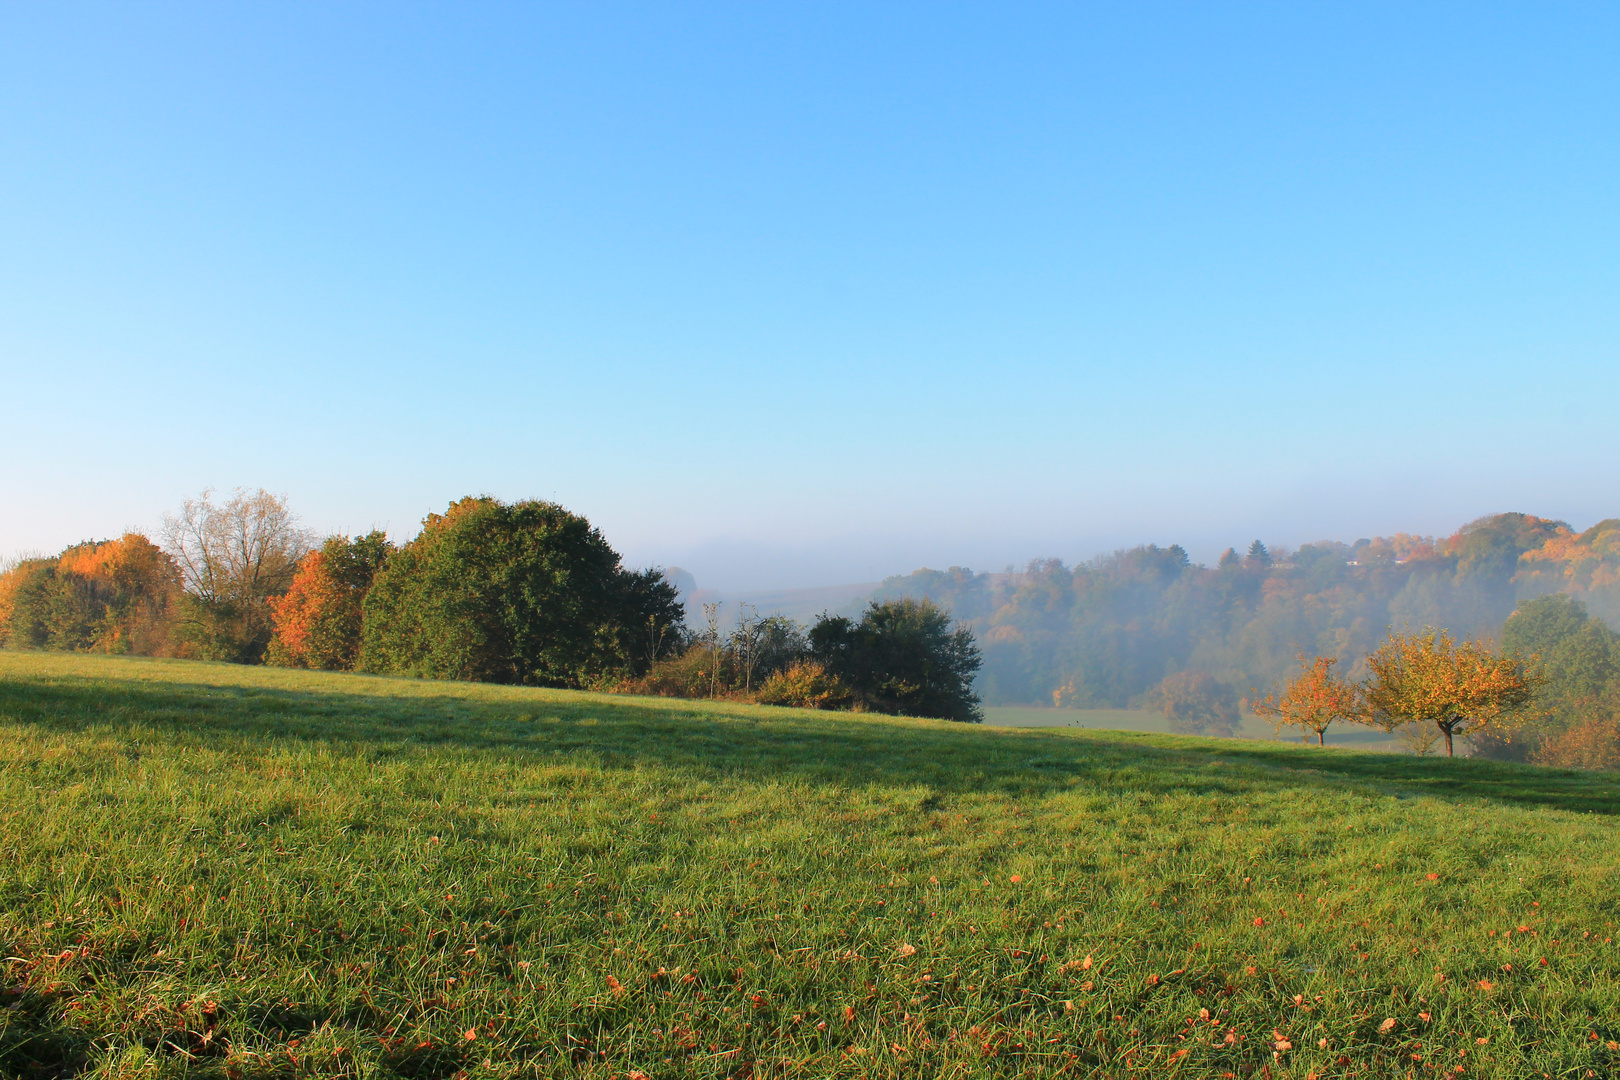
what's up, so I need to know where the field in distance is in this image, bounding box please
[983,706,1405,750]
[0,652,1616,1079]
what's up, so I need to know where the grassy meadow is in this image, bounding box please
[1,652,1617,1079]
[982,707,1405,751]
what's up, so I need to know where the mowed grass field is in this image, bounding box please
[1,653,1617,1079]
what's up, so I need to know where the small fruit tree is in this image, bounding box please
[1249,654,1363,746]
[1362,629,1539,757]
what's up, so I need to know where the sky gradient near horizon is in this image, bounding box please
[4,3,1618,590]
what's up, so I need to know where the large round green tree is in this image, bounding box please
[359,497,685,687]
[810,597,983,722]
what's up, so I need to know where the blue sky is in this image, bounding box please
[3,2,1618,589]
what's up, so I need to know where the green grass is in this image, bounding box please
[984,706,1403,750]
[1,652,1617,1079]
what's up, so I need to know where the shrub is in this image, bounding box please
[756,661,852,709]
[1528,684,1620,771]
[1532,714,1620,771]
[614,646,716,698]
[1151,670,1240,737]
[810,598,982,722]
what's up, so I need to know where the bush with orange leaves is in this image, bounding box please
[1531,685,1620,771]
[755,660,853,710]
[612,646,716,699]
[1534,713,1620,771]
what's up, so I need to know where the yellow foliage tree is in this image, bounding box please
[1362,629,1539,757]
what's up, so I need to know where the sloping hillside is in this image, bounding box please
[1,652,1616,1078]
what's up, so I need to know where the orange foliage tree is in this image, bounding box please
[1362,629,1539,757]
[1249,654,1364,745]
[267,532,391,671]
[0,534,182,654]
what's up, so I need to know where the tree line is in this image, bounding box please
[617,597,983,722]
[0,491,682,680]
[0,489,985,722]
[3,498,1617,759]
[872,513,1620,766]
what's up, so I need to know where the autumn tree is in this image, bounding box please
[1362,628,1539,757]
[162,488,314,662]
[266,531,392,670]
[0,535,182,654]
[1249,653,1363,745]
[1150,670,1240,737]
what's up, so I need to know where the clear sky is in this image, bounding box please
[3,3,1618,590]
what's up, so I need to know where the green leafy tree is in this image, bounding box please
[359,497,684,687]
[1485,594,1620,762]
[810,598,982,722]
[1500,594,1619,710]
[0,558,68,649]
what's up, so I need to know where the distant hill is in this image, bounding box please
[871,513,1620,707]
[666,514,1620,714]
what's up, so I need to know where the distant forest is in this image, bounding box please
[868,513,1620,707]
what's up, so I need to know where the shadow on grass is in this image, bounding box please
[0,985,89,1080]
[1,665,1617,816]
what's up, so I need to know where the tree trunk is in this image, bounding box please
[1317,730,1325,746]
[1441,721,1454,757]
